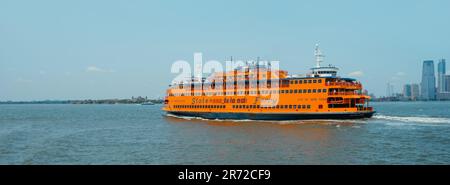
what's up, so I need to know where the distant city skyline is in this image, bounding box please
[1,0,450,101]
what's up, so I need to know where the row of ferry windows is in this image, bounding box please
[173,104,311,109]
[175,105,226,109]
[171,89,328,96]
[173,79,323,90]
[290,79,322,84]
[232,104,311,109]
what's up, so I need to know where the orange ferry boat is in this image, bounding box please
[163,45,375,120]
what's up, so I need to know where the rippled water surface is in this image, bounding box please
[1,102,450,164]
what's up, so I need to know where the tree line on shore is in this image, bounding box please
[0,96,163,104]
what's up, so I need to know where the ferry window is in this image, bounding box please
[323,89,327,93]
[313,80,317,83]
[246,105,249,109]
[276,105,280,109]
[289,105,292,109]
[284,105,288,109]
[299,80,302,84]
[290,89,293,93]
[313,89,317,93]
[303,89,307,93]
[308,89,311,93]
[304,80,308,84]
[308,80,312,83]
[318,89,322,93]
[294,89,298,93]
[318,79,322,83]
[307,105,311,109]
[293,105,297,109]
[290,80,294,84]
[257,105,260,108]
[302,105,306,109]
[294,80,298,84]
[319,105,323,109]
[281,90,285,93]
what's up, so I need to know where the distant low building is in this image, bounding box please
[446,75,450,92]
[437,92,450,100]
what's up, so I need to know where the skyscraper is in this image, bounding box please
[446,75,450,92]
[421,60,436,100]
[437,59,446,93]
[403,84,412,98]
[411,84,420,101]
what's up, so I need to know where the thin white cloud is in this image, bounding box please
[348,71,364,77]
[16,78,32,83]
[396,72,406,76]
[39,70,46,75]
[86,66,115,73]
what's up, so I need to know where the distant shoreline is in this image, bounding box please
[0,98,163,105]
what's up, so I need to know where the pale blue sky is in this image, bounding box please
[1,0,449,100]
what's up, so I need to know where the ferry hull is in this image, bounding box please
[167,111,375,120]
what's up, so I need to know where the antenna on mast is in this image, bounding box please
[315,44,324,68]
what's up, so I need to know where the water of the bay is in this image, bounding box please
[1,102,449,164]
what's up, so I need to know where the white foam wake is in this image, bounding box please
[373,115,450,124]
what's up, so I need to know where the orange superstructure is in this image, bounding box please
[163,46,375,120]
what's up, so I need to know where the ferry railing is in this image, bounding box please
[328,92,362,96]
[325,82,362,88]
